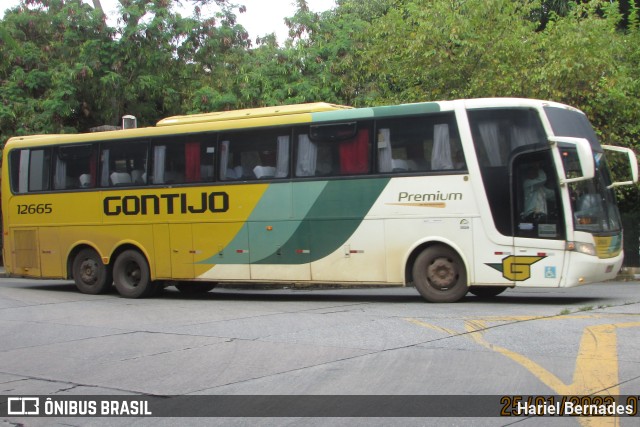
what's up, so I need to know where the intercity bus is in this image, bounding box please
[2,98,637,302]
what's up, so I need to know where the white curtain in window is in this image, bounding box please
[219,140,230,180]
[18,150,29,193]
[431,124,453,170]
[478,122,502,166]
[377,128,392,172]
[153,145,166,184]
[54,155,67,189]
[29,150,45,191]
[276,136,290,178]
[296,134,317,177]
[510,125,537,149]
[100,149,110,187]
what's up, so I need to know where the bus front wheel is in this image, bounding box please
[113,250,155,298]
[72,248,113,295]
[412,245,468,303]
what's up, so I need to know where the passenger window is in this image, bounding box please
[151,136,216,184]
[219,129,290,181]
[54,145,96,190]
[470,108,546,168]
[100,141,148,187]
[295,122,372,177]
[376,113,464,173]
[10,148,52,193]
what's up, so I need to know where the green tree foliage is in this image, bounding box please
[357,1,640,142]
[0,0,113,137]
[0,0,249,145]
[1,0,639,173]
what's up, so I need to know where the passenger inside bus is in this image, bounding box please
[521,163,555,222]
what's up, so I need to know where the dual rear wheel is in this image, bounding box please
[73,248,154,298]
[72,248,216,298]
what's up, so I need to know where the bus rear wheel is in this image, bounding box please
[412,245,468,303]
[113,249,155,298]
[72,248,113,295]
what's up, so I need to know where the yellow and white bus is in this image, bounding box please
[2,98,637,302]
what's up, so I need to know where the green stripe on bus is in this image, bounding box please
[241,181,328,263]
[253,178,390,264]
[197,181,328,264]
[311,102,441,123]
[199,178,390,265]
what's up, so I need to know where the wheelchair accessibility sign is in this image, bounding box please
[545,266,557,279]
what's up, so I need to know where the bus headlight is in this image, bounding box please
[566,241,597,256]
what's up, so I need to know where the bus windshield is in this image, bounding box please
[544,106,622,233]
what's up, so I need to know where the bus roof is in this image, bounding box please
[4,98,578,148]
[156,102,352,127]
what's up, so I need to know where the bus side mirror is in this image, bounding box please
[602,144,639,188]
[549,136,595,185]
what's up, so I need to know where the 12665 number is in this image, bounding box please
[16,204,53,215]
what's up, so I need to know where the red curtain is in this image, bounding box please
[339,129,370,174]
[185,142,201,182]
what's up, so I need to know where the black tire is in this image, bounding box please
[175,282,217,294]
[113,249,155,298]
[412,245,468,303]
[469,286,508,298]
[72,248,113,295]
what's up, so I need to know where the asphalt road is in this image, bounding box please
[0,277,639,427]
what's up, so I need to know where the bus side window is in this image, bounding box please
[101,141,148,187]
[220,129,289,181]
[297,122,371,177]
[376,113,462,174]
[54,145,96,190]
[9,148,52,193]
[295,134,337,177]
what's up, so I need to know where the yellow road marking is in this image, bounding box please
[406,315,640,426]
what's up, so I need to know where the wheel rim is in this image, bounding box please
[124,261,141,288]
[427,257,457,290]
[79,258,99,285]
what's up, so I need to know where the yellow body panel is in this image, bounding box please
[3,185,268,280]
